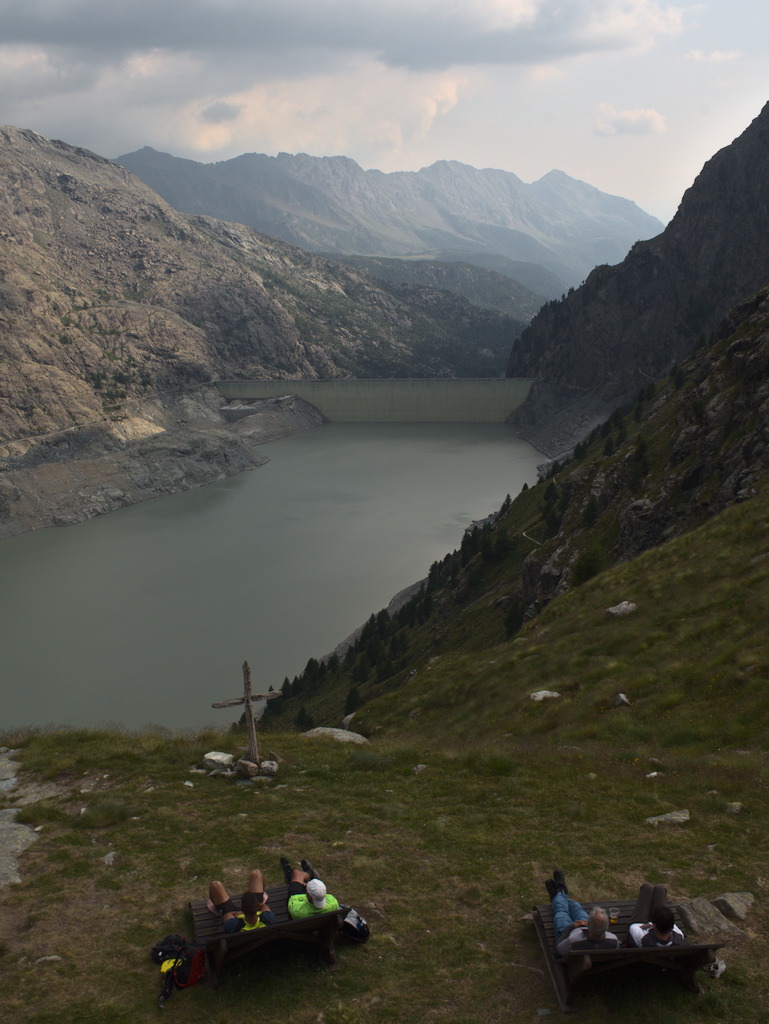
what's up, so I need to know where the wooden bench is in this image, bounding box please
[532,897,722,1012]
[190,883,345,987]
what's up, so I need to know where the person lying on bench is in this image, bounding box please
[280,856,340,919]
[545,869,620,955]
[207,867,276,933]
[628,882,688,948]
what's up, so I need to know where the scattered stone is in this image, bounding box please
[676,896,744,940]
[203,751,235,770]
[726,802,744,814]
[605,601,637,618]
[613,692,631,706]
[101,851,118,867]
[646,771,663,778]
[260,760,279,776]
[712,892,755,922]
[236,759,260,778]
[340,713,356,730]
[302,727,369,745]
[648,757,667,768]
[530,690,560,702]
[183,781,194,788]
[413,764,427,774]
[0,808,38,888]
[646,809,689,825]
[35,956,62,965]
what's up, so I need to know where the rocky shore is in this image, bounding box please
[0,389,325,538]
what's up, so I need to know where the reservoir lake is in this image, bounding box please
[1,423,541,732]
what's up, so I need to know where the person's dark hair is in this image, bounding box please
[650,905,675,933]
[241,892,259,915]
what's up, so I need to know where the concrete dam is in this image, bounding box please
[215,379,533,423]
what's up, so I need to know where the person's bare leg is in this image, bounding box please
[208,880,230,915]
[247,868,268,903]
[290,868,310,885]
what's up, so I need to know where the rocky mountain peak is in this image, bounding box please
[507,100,769,456]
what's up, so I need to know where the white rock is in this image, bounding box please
[646,809,689,825]
[101,851,118,866]
[183,781,194,788]
[203,751,235,770]
[259,760,279,776]
[302,727,369,745]
[530,690,561,702]
[614,692,631,706]
[605,601,637,618]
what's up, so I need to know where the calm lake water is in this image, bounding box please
[1,423,541,732]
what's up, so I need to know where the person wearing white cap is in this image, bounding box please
[280,856,340,919]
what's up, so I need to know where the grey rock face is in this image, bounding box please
[507,102,769,455]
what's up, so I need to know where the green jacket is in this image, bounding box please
[287,893,340,919]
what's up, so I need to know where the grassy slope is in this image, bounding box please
[2,450,768,1022]
[0,722,765,1024]
[2,297,769,1022]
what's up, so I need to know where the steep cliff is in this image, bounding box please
[507,101,769,456]
[266,282,769,728]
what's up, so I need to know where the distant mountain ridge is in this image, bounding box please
[507,101,769,456]
[114,147,663,288]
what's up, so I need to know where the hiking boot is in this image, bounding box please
[301,858,318,880]
[545,878,558,900]
[553,868,568,895]
[279,856,293,884]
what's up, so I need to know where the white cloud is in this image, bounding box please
[685,49,741,63]
[594,103,667,136]
[181,63,472,167]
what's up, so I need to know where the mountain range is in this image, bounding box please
[0,125,535,534]
[115,147,663,289]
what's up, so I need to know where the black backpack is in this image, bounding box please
[151,933,207,1008]
[341,906,370,943]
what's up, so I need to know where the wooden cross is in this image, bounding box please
[211,661,281,764]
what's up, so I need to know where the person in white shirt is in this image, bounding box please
[628,883,687,948]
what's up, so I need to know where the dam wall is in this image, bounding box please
[215,379,533,423]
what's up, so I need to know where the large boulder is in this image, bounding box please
[676,896,745,940]
[302,727,369,745]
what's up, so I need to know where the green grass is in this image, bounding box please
[0,724,765,1023]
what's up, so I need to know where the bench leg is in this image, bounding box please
[204,939,227,989]
[318,921,339,971]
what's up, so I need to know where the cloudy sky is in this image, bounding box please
[1,0,765,222]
